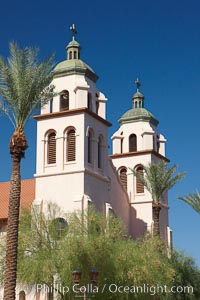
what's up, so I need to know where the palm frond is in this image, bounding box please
[179,192,200,215]
[0,42,55,129]
[131,160,185,203]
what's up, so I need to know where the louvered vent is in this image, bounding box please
[67,129,76,161]
[119,168,127,191]
[47,132,56,164]
[136,167,144,193]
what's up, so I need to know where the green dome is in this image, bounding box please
[53,59,98,82]
[119,108,158,126]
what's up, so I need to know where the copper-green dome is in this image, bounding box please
[119,108,158,126]
[53,59,98,82]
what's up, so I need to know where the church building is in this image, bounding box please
[0,26,172,299]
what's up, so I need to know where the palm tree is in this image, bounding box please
[131,160,185,237]
[179,192,200,215]
[0,42,55,300]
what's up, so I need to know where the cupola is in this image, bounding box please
[119,79,159,127]
[53,24,98,82]
[132,78,144,109]
[66,24,81,60]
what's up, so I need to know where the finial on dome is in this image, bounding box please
[132,78,144,109]
[135,78,141,92]
[70,24,78,41]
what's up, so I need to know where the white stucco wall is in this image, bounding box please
[41,75,107,119]
[108,159,131,234]
[35,113,85,176]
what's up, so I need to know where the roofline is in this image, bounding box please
[0,178,35,184]
[34,108,112,127]
[53,67,99,83]
[110,150,170,162]
[119,116,159,127]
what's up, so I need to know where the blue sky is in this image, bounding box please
[0,0,200,266]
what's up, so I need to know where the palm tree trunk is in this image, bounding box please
[152,203,161,237]
[3,128,28,300]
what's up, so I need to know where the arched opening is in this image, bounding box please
[98,135,104,169]
[19,291,26,300]
[135,165,144,193]
[96,101,99,114]
[120,139,123,154]
[60,90,69,111]
[119,167,127,191]
[49,98,53,113]
[66,128,76,162]
[74,51,77,59]
[47,131,56,164]
[69,51,72,60]
[88,129,93,164]
[87,93,92,111]
[50,217,68,239]
[129,134,137,152]
[157,135,160,152]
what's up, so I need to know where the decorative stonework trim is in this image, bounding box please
[110,149,170,162]
[34,108,112,127]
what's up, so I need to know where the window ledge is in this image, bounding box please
[45,163,57,168]
[135,193,145,196]
[64,161,77,165]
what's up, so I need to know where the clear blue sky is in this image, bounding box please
[0,0,200,266]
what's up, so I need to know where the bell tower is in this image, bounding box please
[34,25,111,213]
[110,80,170,241]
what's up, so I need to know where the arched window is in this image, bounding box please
[50,217,68,239]
[135,165,144,193]
[119,167,127,191]
[74,51,77,59]
[66,128,76,162]
[87,93,92,111]
[129,134,137,152]
[60,90,69,111]
[98,135,103,169]
[69,51,72,60]
[88,130,93,164]
[19,291,26,300]
[47,132,56,164]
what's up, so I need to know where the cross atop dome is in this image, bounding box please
[70,24,78,41]
[135,78,141,92]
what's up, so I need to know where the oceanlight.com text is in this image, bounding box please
[36,283,194,296]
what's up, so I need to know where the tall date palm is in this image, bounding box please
[0,42,55,300]
[132,160,185,237]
